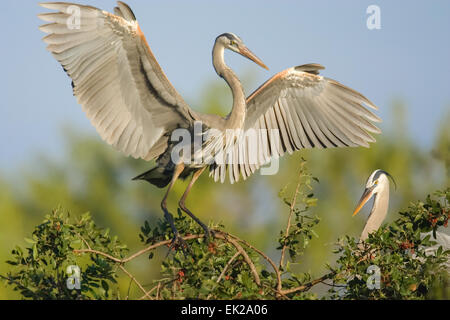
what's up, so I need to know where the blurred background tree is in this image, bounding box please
[0,79,448,299]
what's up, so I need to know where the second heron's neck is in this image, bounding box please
[360,186,390,241]
[213,45,246,130]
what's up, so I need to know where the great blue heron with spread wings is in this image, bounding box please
[39,1,381,247]
[353,169,450,269]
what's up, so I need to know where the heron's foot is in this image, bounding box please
[162,209,191,256]
[200,224,216,244]
[167,232,191,257]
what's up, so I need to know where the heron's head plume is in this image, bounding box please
[216,33,268,70]
[352,169,396,217]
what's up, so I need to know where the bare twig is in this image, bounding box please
[279,166,304,270]
[224,234,261,286]
[74,248,123,263]
[278,165,305,293]
[74,230,263,297]
[206,251,241,300]
[75,232,91,250]
[225,231,281,293]
[74,225,332,299]
[280,272,335,295]
[118,265,152,300]
[156,282,161,300]
[138,281,163,300]
[216,251,240,284]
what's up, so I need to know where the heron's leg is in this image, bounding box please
[161,163,190,253]
[178,167,214,240]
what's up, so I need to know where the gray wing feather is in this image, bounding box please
[39,2,197,161]
[210,64,381,183]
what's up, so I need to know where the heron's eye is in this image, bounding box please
[374,180,379,185]
[231,40,236,46]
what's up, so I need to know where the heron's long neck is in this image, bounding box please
[360,185,390,241]
[213,44,246,129]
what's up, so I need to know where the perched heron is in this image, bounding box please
[353,169,450,269]
[39,2,381,246]
[352,169,396,241]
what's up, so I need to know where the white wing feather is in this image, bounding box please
[39,2,196,161]
[210,64,381,183]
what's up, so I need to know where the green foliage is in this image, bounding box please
[2,210,127,299]
[1,162,325,300]
[0,83,448,299]
[277,160,320,262]
[133,161,323,299]
[140,211,265,299]
[3,162,447,300]
[329,188,450,299]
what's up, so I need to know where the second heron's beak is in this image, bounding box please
[239,46,269,70]
[352,187,375,216]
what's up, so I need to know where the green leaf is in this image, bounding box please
[24,238,36,245]
[101,280,109,292]
[32,244,38,260]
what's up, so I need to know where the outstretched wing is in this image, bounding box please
[210,64,381,183]
[39,2,197,160]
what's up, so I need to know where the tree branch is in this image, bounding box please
[279,165,304,270]
[74,230,263,296]
[280,272,335,295]
[73,225,332,299]
[118,265,152,300]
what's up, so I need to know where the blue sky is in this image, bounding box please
[1,1,449,169]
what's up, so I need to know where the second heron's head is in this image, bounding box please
[215,33,268,70]
[352,169,396,217]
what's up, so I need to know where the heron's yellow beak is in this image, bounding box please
[352,188,374,216]
[239,46,269,70]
